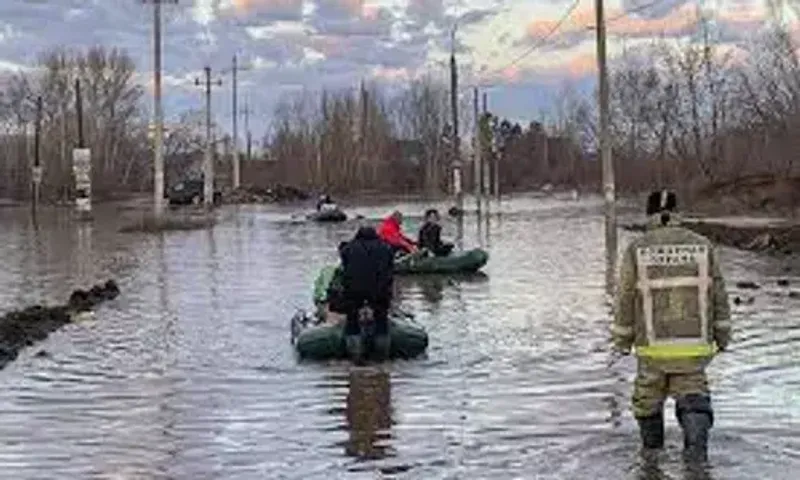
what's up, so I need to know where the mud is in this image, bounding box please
[621,219,800,255]
[0,280,120,369]
[683,219,800,256]
[222,184,309,204]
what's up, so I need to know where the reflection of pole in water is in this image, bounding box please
[76,222,93,287]
[484,201,491,250]
[157,233,173,338]
[476,204,483,248]
[345,367,392,459]
[207,227,220,319]
[455,214,464,251]
[605,360,624,429]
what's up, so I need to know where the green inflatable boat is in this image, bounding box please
[307,205,347,222]
[291,311,429,361]
[394,248,489,274]
[292,265,429,361]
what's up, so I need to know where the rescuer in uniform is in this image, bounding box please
[612,190,732,462]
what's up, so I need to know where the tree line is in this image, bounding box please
[2,23,799,203]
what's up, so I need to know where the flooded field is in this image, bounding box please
[0,195,798,479]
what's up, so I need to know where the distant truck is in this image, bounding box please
[166,177,222,206]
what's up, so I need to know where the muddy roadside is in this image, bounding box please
[0,280,120,370]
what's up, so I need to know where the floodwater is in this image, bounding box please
[0,194,798,479]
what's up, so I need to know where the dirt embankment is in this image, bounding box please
[623,175,800,255]
[221,184,310,204]
[0,280,120,370]
[681,219,800,255]
[687,174,800,218]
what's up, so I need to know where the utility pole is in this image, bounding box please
[241,98,253,162]
[492,118,502,201]
[195,66,222,207]
[231,54,240,190]
[481,93,489,199]
[449,26,462,211]
[32,95,42,219]
[472,87,480,211]
[142,0,178,219]
[73,79,92,219]
[595,0,616,296]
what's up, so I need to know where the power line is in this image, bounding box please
[486,0,582,82]
[474,0,665,87]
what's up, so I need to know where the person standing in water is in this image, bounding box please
[612,190,731,462]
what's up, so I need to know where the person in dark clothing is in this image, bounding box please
[338,226,395,360]
[417,209,454,257]
[316,194,335,211]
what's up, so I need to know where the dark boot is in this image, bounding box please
[680,412,712,463]
[372,334,390,361]
[676,394,714,463]
[636,413,665,450]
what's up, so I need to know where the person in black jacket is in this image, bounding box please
[338,226,395,359]
[417,209,454,257]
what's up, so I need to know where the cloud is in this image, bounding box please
[228,0,304,20]
[0,0,787,133]
[307,0,394,36]
[526,2,701,46]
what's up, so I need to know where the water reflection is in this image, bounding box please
[207,227,220,321]
[396,273,490,306]
[75,220,93,286]
[455,215,464,251]
[344,367,393,460]
[0,198,798,478]
[408,276,446,304]
[634,454,717,480]
[636,453,669,480]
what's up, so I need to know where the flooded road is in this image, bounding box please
[0,195,798,479]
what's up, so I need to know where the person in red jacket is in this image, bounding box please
[377,211,418,255]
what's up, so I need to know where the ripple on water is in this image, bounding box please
[0,198,798,478]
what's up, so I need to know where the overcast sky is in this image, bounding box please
[0,0,790,138]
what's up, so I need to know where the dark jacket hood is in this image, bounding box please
[354,226,379,241]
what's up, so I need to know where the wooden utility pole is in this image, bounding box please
[473,87,480,211]
[481,93,489,198]
[31,96,42,219]
[195,66,222,207]
[493,119,501,201]
[241,98,253,162]
[449,26,462,210]
[143,0,178,218]
[231,54,240,190]
[595,0,616,295]
[73,79,92,219]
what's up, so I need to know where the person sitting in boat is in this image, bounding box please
[376,211,418,256]
[418,208,454,257]
[313,262,347,325]
[316,194,336,212]
[339,226,395,358]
